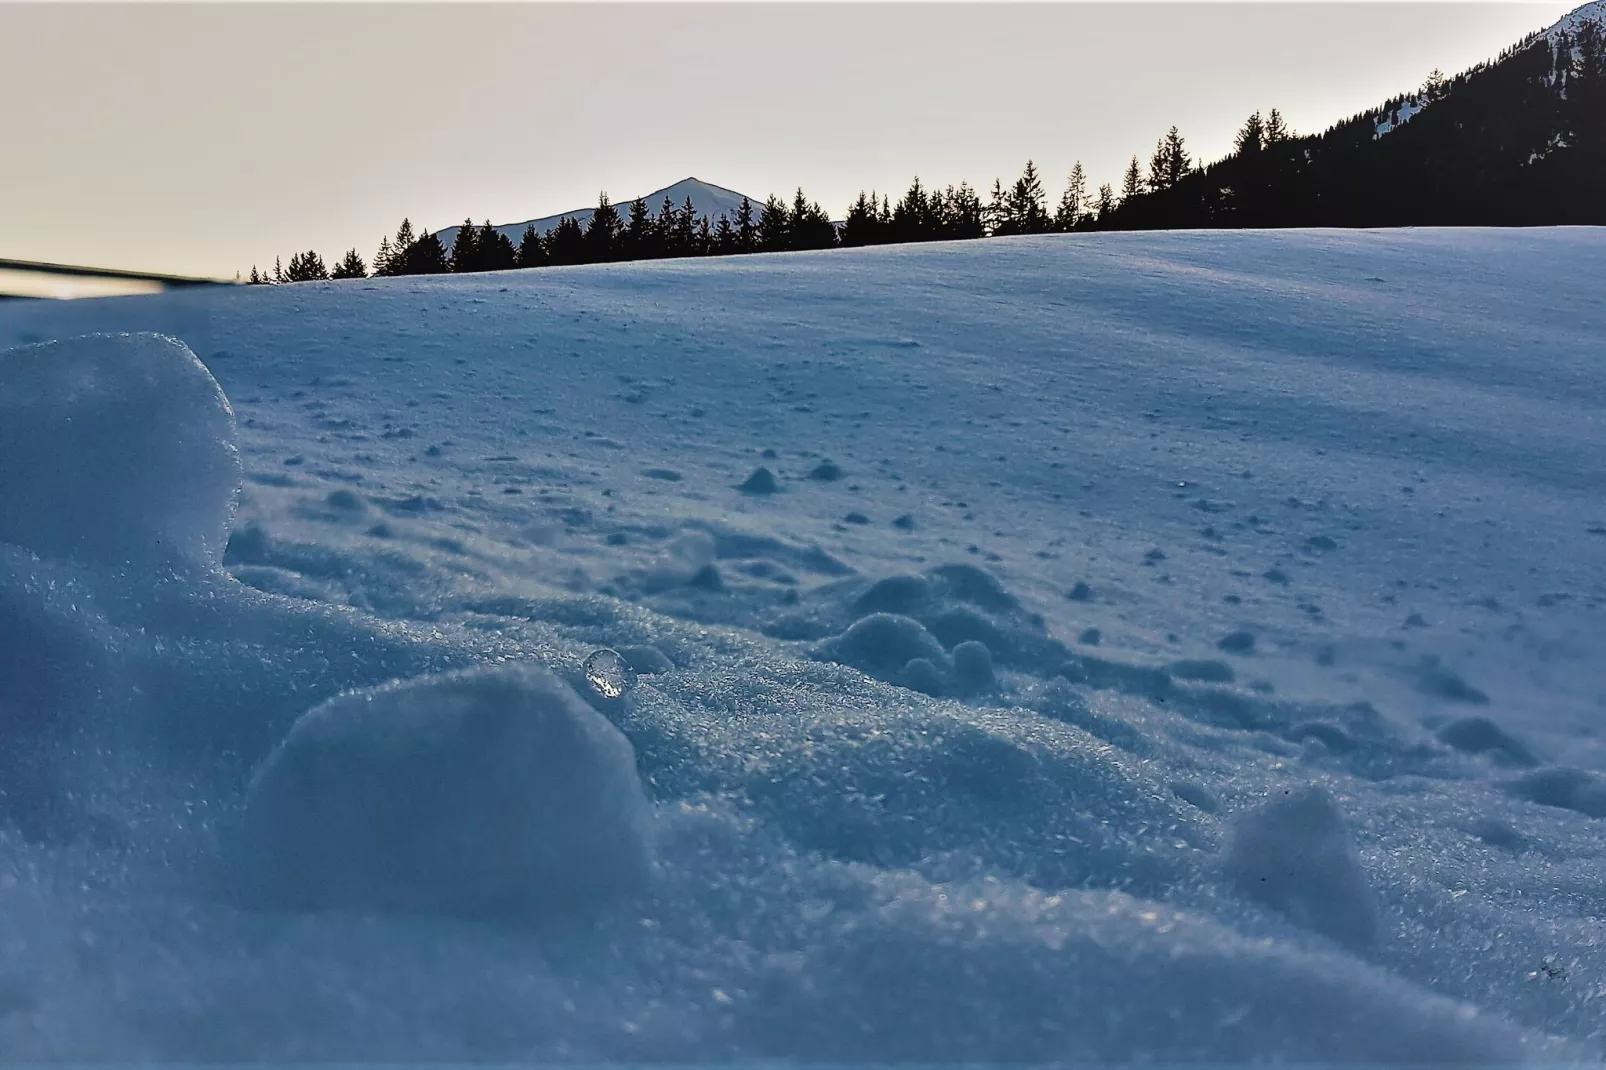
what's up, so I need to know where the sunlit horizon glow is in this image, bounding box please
[0,2,1580,278]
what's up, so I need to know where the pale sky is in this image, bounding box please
[0,1,1581,278]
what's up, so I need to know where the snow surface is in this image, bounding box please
[1,228,1605,1059]
[1374,96,1425,138]
[435,177,754,249]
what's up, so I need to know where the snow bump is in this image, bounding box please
[0,333,241,570]
[230,663,654,919]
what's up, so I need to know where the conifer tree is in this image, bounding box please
[1095,182,1116,221]
[695,214,714,255]
[1120,156,1144,203]
[285,250,329,282]
[546,215,586,266]
[1146,128,1190,192]
[1008,160,1051,234]
[1235,111,1265,156]
[984,177,1008,235]
[587,193,622,261]
[479,222,517,271]
[450,217,481,273]
[623,197,653,259]
[248,265,264,284]
[654,196,680,256]
[893,176,930,242]
[1264,109,1290,144]
[712,214,737,254]
[788,189,836,250]
[331,248,367,279]
[373,236,394,277]
[407,230,448,274]
[273,256,284,283]
[518,223,546,268]
[840,190,880,247]
[1055,162,1088,231]
[673,196,699,255]
[757,194,790,251]
[380,220,417,275]
[946,182,985,239]
[734,196,758,253]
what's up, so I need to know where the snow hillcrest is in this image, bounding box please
[434,178,754,248]
[1546,0,1606,42]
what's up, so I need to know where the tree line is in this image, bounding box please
[246,115,1240,283]
[249,16,1606,283]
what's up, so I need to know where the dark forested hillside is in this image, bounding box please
[1111,18,1606,229]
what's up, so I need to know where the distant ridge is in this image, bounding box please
[435,178,755,249]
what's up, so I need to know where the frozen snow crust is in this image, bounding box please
[1,229,1604,1060]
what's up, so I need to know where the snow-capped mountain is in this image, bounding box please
[1121,0,1606,228]
[435,177,754,249]
[1546,0,1606,44]
[1372,0,1602,138]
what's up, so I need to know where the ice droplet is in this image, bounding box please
[583,648,637,700]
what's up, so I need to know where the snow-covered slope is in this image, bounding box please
[435,177,753,248]
[1373,0,1602,139]
[2,229,1605,1060]
[1546,0,1606,43]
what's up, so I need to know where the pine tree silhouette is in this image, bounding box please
[734,195,758,254]
[893,177,932,243]
[331,248,367,279]
[479,221,517,271]
[789,189,836,249]
[947,182,985,239]
[673,196,699,256]
[450,217,482,273]
[1264,108,1290,144]
[758,194,790,252]
[1120,155,1144,203]
[407,229,448,274]
[547,215,586,266]
[373,236,394,277]
[284,250,329,282]
[1000,161,1050,234]
[1056,162,1088,231]
[587,193,622,262]
[518,224,546,268]
[623,197,654,260]
[712,214,737,254]
[655,196,680,256]
[984,178,1008,235]
[1095,182,1116,221]
[841,190,880,247]
[1235,111,1266,156]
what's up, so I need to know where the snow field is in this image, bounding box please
[1,228,1604,1058]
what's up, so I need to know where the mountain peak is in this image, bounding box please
[1546,0,1605,41]
[434,178,757,248]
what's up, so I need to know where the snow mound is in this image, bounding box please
[1223,786,1381,951]
[781,563,1070,674]
[230,663,653,918]
[815,612,949,677]
[0,334,241,570]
